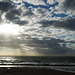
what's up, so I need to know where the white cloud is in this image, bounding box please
[47,0,55,4]
[23,0,45,5]
[10,0,22,3]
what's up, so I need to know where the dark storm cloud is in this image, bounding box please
[39,18,75,31]
[23,10,34,16]
[55,18,75,31]
[38,20,54,27]
[0,2,14,22]
[5,9,20,21]
[0,2,29,25]
[15,20,28,25]
[5,9,29,25]
[63,0,75,10]
[25,38,74,55]
[0,16,2,22]
[0,2,14,12]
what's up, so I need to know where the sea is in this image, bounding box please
[0,56,75,73]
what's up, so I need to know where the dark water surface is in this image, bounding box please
[0,56,75,65]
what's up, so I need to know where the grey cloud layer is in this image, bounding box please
[0,34,74,55]
[0,0,75,56]
[5,9,20,21]
[0,2,29,25]
[55,18,75,31]
[39,18,75,31]
[29,38,74,55]
[38,20,54,27]
[0,2,14,12]
[23,10,34,17]
[63,0,75,10]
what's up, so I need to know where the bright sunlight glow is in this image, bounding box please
[0,23,20,35]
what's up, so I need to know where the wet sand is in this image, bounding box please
[0,67,75,75]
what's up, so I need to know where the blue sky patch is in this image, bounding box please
[22,1,59,11]
[52,13,68,17]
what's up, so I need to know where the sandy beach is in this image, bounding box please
[0,67,75,75]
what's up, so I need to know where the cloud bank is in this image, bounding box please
[0,0,75,56]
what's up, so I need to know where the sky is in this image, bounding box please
[0,0,75,56]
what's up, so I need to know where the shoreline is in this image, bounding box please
[0,65,75,73]
[0,67,75,75]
